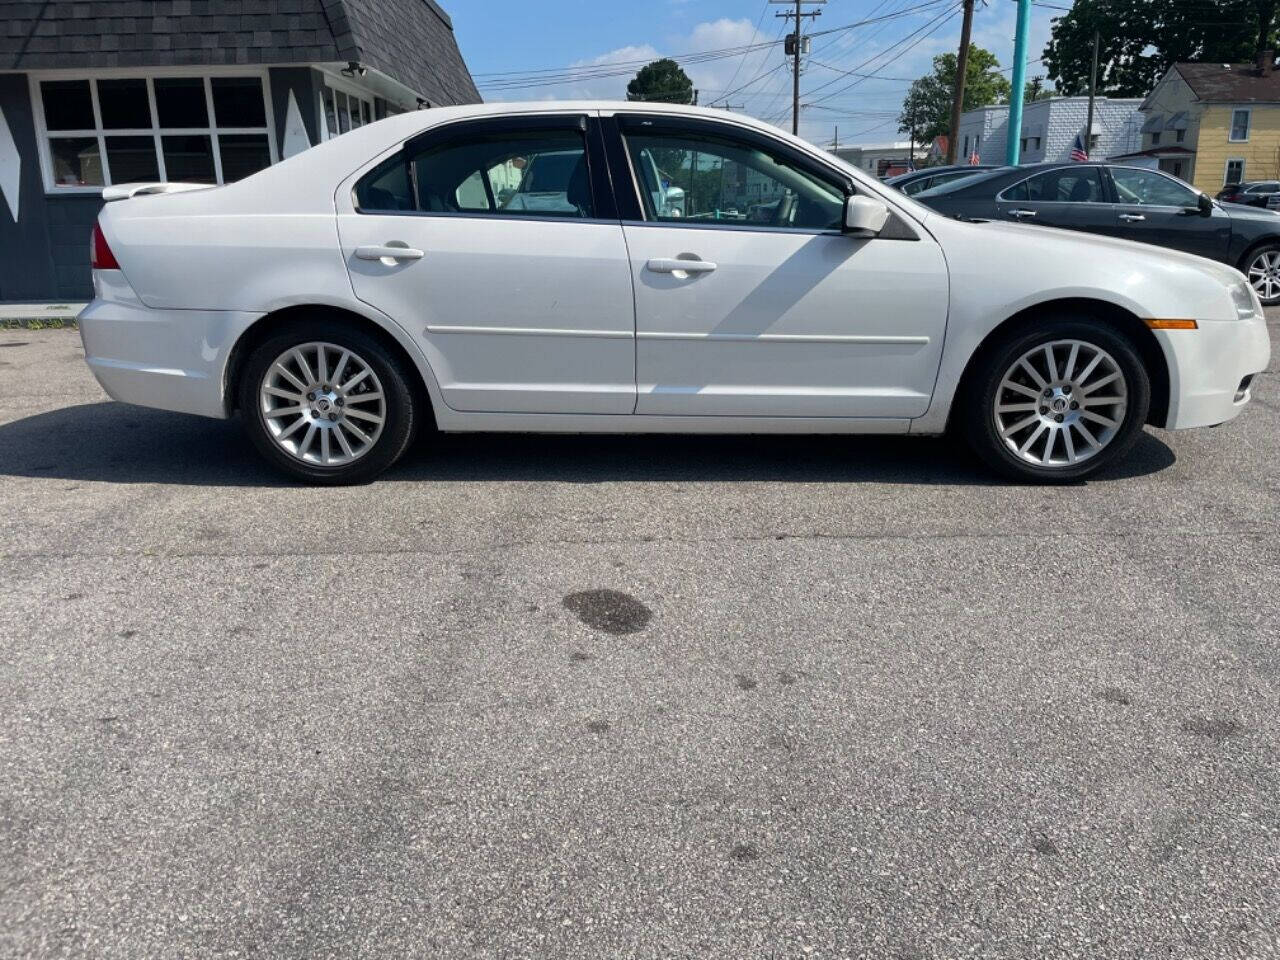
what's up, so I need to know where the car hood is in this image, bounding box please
[922,212,1245,291]
[1219,200,1280,222]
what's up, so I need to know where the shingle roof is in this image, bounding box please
[0,0,479,105]
[1173,62,1280,103]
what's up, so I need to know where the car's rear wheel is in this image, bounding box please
[960,318,1151,483]
[1243,244,1280,305]
[238,320,419,484]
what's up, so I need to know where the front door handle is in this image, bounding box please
[1117,213,1146,222]
[1008,208,1037,219]
[647,257,718,274]
[355,243,425,262]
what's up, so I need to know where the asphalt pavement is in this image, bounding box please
[1,317,1278,959]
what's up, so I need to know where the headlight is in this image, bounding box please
[1230,280,1262,320]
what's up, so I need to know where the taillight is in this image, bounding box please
[91,222,120,270]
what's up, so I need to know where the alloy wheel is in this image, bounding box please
[1247,250,1280,302]
[258,341,387,466]
[992,339,1128,468]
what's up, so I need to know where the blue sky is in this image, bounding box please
[448,0,1060,147]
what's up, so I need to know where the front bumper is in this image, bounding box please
[1158,314,1271,429]
[77,271,259,420]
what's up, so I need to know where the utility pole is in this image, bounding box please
[772,0,826,136]
[1006,0,1032,164]
[833,126,839,152]
[1084,30,1100,159]
[946,0,975,164]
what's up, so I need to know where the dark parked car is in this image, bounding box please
[1216,180,1280,207]
[886,163,997,196]
[916,162,1280,303]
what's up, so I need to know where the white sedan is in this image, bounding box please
[80,102,1270,484]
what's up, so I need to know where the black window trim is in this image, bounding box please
[352,112,621,224]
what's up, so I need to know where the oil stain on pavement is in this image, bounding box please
[562,589,652,634]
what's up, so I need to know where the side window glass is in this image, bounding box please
[622,127,844,230]
[415,128,592,218]
[1111,167,1197,207]
[1024,168,1104,202]
[1002,179,1029,202]
[354,154,413,211]
[902,177,932,196]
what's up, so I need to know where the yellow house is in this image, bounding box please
[1119,55,1280,193]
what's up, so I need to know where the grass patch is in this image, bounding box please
[1,317,78,330]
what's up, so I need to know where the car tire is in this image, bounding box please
[959,316,1151,483]
[1241,243,1280,305]
[237,318,419,485]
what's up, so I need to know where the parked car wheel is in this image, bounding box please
[237,320,419,484]
[960,318,1150,483]
[1243,244,1280,305]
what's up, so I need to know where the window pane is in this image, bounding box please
[623,130,843,228]
[323,88,337,138]
[218,133,271,181]
[337,93,350,133]
[97,79,152,129]
[1231,111,1249,139]
[348,96,361,130]
[355,154,413,210]
[105,136,159,182]
[42,81,95,131]
[162,134,215,182]
[1112,168,1197,206]
[362,101,372,125]
[211,77,266,128]
[1024,168,1104,202]
[49,137,103,186]
[412,129,592,217]
[155,78,208,128]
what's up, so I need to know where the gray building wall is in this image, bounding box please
[955,98,1143,167]
[0,72,59,301]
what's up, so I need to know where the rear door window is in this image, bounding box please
[1005,168,1105,203]
[355,122,595,218]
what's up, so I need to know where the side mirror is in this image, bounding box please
[844,195,890,236]
[1198,193,1213,216]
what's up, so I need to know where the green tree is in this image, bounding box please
[898,47,1011,147]
[626,58,695,104]
[1043,0,1277,98]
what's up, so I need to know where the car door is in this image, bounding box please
[336,113,637,415]
[1106,165,1231,262]
[993,166,1111,235]
[607,114,948,419]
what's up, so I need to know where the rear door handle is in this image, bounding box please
[1008,208,1037,219]
[646,258,718,274]
[1117,213,1146,222]
[355,244,425,261]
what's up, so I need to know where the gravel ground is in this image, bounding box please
[1,317,1278,959]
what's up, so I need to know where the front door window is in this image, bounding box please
[621,128,844,230]
[1111,167,1198,208]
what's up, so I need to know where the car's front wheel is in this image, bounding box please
[960,318,1151,483]
[238,320,419,484]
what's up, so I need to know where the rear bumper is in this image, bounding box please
[77,272,259,420]
[1159,315,1271,429]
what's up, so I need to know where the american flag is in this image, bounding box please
[968,150,980,165]
[1070,131,1089,162]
